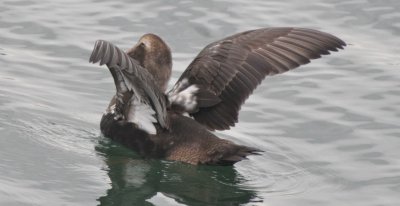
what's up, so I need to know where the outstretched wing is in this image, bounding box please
[168,27,346,130]
[90,40,169,130]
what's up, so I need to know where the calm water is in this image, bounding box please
[1,0,400,205]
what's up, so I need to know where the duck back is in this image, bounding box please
[100,112,260,165]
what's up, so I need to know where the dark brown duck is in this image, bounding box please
[89,27,346,165]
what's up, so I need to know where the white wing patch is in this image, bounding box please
[126,97,157,135]
[105,97,157,135]
[168,78,199,112]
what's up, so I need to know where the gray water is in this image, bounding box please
[1,0,399,205]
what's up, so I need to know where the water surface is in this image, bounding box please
[1,0,399,205]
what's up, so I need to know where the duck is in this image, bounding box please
[89,27,346,165]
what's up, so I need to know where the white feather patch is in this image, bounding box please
[168,78,199,112]
[126,97,157,135]
[105,103,116,114]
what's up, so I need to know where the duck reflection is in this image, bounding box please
[96,138,259,206]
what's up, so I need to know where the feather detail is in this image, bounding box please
[126,97,157,135]
[90,40,169,130]
[169,27,346,130]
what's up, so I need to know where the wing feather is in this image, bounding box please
[168,27,346,130]
[90,40,169,129]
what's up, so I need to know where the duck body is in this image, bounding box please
[101,110,258,165]
[90,27,346,165]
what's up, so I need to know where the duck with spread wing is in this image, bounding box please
[89,27,346,165]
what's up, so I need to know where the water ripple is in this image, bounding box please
[1,0,400,205]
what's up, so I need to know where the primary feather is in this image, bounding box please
[169,27,346,130]
[90,40,169,129]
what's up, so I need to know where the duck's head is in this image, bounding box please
[126,33,172,92]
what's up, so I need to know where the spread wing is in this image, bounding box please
[168,27,346,130]
[90,40,169,130]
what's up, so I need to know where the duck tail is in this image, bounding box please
[212,145,263,166]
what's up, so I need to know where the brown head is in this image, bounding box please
[126,33,172,92]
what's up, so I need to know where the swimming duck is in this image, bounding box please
[90,27,345,165]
